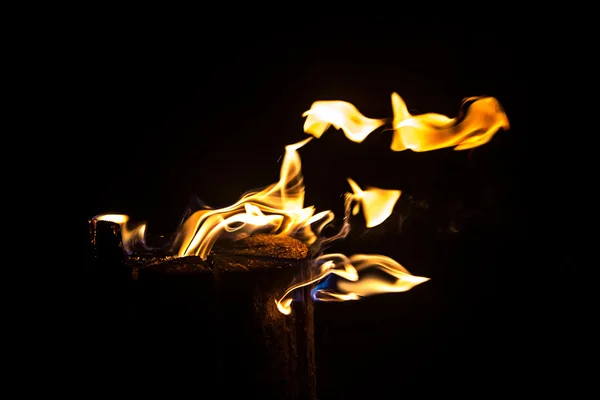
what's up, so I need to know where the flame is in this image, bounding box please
[93,89,508,316]
[91,137,336,260]
[391,93,510,151]
[276,253,429,313]
[302,93,509,151]
[315,254,430,300]
[347,178,401,228]
[302,101,386,142]
[170,137,333,259]
[92,213,146,254]
[95,214,129,224]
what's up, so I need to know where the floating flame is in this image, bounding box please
[346,178,401,228]
[302,101,386,142]
[275,253,429,314]
[391,93,510,151]
[302,93,509,151]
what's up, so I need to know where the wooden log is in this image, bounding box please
[209,234,317,399]
[89,225,317,399]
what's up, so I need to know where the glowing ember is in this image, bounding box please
[92,91,509,315]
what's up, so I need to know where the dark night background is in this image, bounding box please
[77,20,527,397]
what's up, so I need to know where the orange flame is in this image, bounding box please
[391,93,510,151]
[302,93,509,151]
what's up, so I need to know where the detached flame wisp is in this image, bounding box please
[93,91,509,315]
[346,178,401,228]
[391,93,510,151]
[302,101,386,142]
[303,92,509,151]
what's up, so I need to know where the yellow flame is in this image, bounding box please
[93,213,147,253]
[347,178,401,228]
[276,253,429,313]
[95,214,129,224]
[170,137,334,259]
[302,101,386,142]
[329,254,429,298]
[92,138,336,259]
[391,93,510,151]
[302,93,509,152]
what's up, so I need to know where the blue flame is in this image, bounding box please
[311,274,340,301]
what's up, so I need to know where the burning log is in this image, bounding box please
[89,224,317,399]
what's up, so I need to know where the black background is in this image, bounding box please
[78,19,527,397]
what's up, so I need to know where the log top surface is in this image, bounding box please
[214,234,308,260]
[126,234,309,274]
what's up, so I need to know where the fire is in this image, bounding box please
[275,253,429,315]
[313,254,429,300]
[302,100,386,142]
[391,93,510,151]
[93,91,509,315]
[346,178,401,228]
[170,137,334,259]
[92,213,146,254]
[302,92,509,151]
[91,137,335,259]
